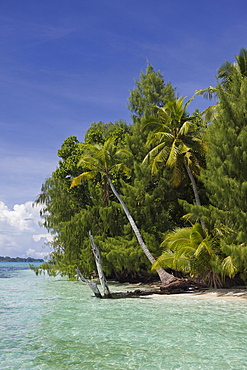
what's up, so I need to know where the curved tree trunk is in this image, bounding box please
[184,159,206,229]
[107,176,176,285]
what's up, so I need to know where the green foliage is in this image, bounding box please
[195,48,247,124]
[33,51,247,286]
[217,48,247,90]
[127,62,176,162]
[152,223,239,287]
[181,53,247,283]
[128,62,175,118]
[34,65,197,281]
[84,120,130,145]
[143,97,205,185]
[202,71,247,243]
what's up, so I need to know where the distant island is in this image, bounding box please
[0,256,44,262]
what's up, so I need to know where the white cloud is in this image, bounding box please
[33,234,53,243]
[0,200,52,259]
[0,200,40,232]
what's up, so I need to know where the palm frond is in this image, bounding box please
[78,156,99,170]
[194,237,213,258]
[70,171,98,188]
[179,120,193,136]
[184,96,194,110]
[161,227,192,249]
[221,256,237,278]
[200,104,218,123]
[166,140,179,168]
[113,163,132,174]
[157,106,172,123]
[146,131,173,146]
[143,142,168,173]
[170,162,183,186]
[194,87,217,100]
[152,251,176,270]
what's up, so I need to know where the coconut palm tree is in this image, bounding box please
[152,223,237,288]
[143,97,206,211]
[70,137,176,285]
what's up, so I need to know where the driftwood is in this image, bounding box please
[76,232,112,298]
[76,267,102,298]
[107,279,207,298]
[89,231,112,298]
[160,279,207,294]
[77,233,206,299]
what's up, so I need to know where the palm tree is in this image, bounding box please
[143,97,206,213]
[217,47,247,88]
[70,137,176,285]
[195,48,247,122]
[152,223,237,288]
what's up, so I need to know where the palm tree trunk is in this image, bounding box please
[184,159,206,229]
[107,176,176,284]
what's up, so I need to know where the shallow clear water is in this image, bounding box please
[1,263,247,369]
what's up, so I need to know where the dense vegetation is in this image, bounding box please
[34,52,247,288]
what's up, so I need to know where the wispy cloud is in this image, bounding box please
[0,15,75,49]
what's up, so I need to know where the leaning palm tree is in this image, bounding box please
[143,97,206,212]
[70,137,175,285]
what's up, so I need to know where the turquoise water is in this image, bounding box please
[1,263,247,369]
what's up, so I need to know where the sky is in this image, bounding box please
[1,0,247,259]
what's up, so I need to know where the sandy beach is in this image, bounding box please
[120,282,247,301]
[169,288,247,301]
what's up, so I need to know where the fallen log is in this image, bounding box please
[160,279,207,294]
[96,279,207,299]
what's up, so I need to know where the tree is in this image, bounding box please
[182,67,247,283]
[152,223,237,288]
[128,62,176,119]
[201,70,247,237]
[127,63,176,163]
[195,48,247,123]
[71,137,176,284]
[217,47,247,89]
[201,70,247,242]
[143,98,206,213]
[84,120,130,145]
[34,136,95,277]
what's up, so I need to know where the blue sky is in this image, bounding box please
[1,0,247,258]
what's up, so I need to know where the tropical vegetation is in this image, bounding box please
[34,49,247,288]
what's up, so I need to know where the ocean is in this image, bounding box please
[1,262,247,369]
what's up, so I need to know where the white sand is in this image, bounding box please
[155,289,247,302]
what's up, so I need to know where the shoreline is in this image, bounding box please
[114,281,247,300]
[177,288,247,300]
[137,281,247,300]
[150,288,247,301]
